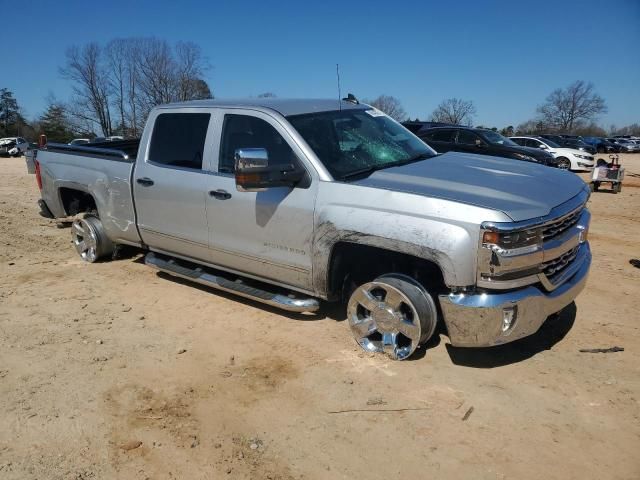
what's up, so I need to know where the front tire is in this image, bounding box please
[556,157,571,170]
[71,215,114,262]
[347,274,438,360]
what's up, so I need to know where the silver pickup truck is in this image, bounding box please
[34,98,591,360]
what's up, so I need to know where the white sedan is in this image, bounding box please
[510,136,595,171]
[0,137,29,156]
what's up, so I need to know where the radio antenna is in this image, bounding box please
[336,63,342,111]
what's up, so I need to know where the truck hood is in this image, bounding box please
[352,152,587,222]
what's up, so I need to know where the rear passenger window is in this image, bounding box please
[219,114,298,173]
[148,113,210,170]
[426,129,455,142]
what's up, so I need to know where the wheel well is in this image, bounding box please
[59,188,98,217]
[327,242,446,301]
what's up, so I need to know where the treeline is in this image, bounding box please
[3,52,640,144]
[374,81,639,137]
[0,37,213,142]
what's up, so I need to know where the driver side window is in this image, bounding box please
[219,114,298,173]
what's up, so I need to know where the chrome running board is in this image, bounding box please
[145,252,320,313]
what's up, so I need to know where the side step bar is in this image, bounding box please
[145,252,320,313]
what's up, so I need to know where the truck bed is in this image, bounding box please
[45,139,141,160]
[37,141,142,247]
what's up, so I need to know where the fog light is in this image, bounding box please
[502,306,517,334]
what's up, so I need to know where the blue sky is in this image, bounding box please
[3,0,639,128]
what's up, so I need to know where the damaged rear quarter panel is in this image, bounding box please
[312,181,510,297]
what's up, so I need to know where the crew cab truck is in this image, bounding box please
[35,98,592,360]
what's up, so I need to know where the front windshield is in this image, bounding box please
[482,130,518,146]
[540,138,560,148]
[287,109,435,179]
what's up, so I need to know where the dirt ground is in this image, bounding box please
[1,154,639,480]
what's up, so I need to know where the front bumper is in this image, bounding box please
[439,244,591,347]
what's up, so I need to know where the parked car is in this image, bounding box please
[583,137,620,153]
[0,137,29,157]
[606,138,640,153]
[34,98,591,360]
[510,136,594,170]
[68,138,90,146]
[417,127,559,167]
[539,134,596,155]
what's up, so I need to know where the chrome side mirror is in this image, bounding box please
[235,148,270,192]
[234,148,304,192]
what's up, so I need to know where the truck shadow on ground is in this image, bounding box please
[444,302,577,368]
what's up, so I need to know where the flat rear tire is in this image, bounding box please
[71,216,113,262]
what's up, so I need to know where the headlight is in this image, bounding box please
[482,228,542,252]
[575,154,591,159]
[513,153,536,161]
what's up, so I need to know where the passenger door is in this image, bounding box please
[420,129,456,153]
[456,129,486,154]
[205,111,317,291]
[133,110,215,261]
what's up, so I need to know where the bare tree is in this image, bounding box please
[62,38,212,137]
[537,80,607,132]
[61,43,113,136]
[257,92,276,98]
[175,42,211,101]
[430,98,476,126]
[106,39,129,135]
[364,95,407,122]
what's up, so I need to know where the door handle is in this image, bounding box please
[209,189,232,200]
[136,177,154,186]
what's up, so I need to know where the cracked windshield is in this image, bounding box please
[288,108,435,179]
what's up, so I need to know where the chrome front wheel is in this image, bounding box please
[347,274,437,360]
[71,216,113,263]
[557,157,571,170]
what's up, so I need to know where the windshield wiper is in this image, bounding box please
[339,152,434,181]
[389,152,434,167]
[340,165,382,181]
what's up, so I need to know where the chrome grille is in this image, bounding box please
[542,208,583,241]
[542,246,579,277]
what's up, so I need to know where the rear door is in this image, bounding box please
[420,129,456,152]
[133,109,215,261]
[205,110,317,291]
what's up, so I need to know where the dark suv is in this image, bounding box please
[582,137,620,153]
[417,127,559,167]
[540,134,596,155]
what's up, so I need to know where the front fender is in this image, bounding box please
[312,203,479,297]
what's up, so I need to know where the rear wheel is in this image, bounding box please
[556,157,571,170]
[71,215,113,262]
[593,182,600,192]
[347,274,438,360]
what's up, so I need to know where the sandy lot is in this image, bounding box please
[1,154,639,479]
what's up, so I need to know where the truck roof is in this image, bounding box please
[160,98,369,117]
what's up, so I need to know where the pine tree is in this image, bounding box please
[40,105,74,143]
